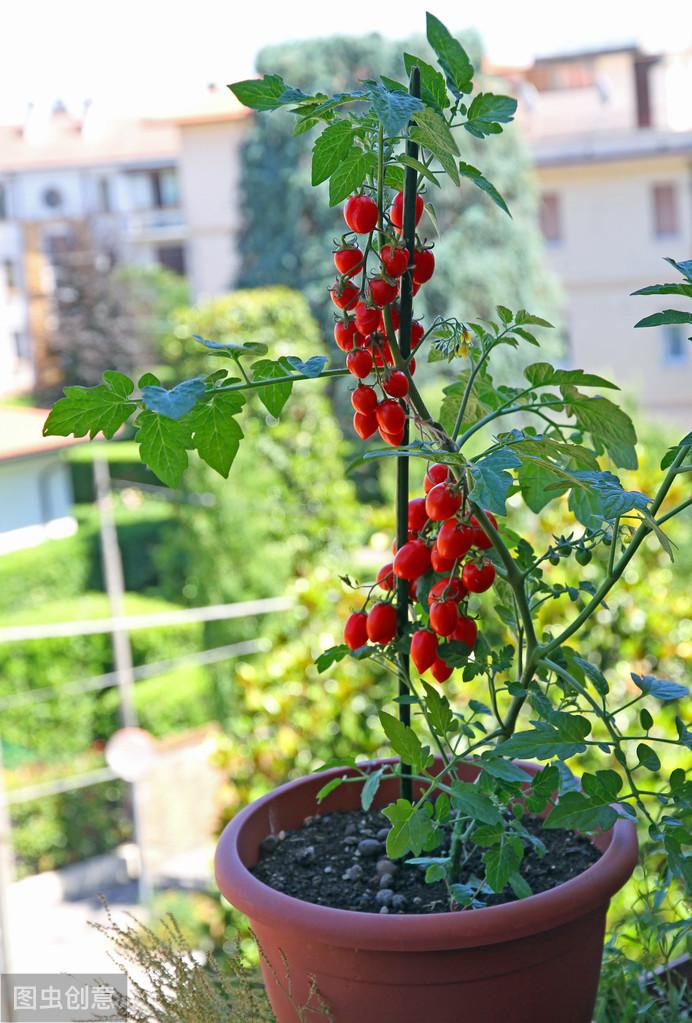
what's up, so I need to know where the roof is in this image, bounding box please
[532,128,692,167]
[0,406,83,462]
[147,86,251,127]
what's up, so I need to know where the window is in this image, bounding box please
[529,60,596,92]
[157,244,186,276]
[539,193,562,243]
[652,184,679,238]
[661,325,688,365]
[13,331,31,361]
[128,167,179,210]
[3,259,17,291]
[98,177,111,213]
[0,183,6,219]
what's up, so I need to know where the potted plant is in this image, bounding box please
[44,13,690,1023]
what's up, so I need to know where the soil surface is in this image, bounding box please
[252,808,601,915]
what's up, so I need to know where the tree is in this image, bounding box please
[236,30,562,369]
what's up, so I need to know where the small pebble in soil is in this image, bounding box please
[357,838,382,858]
[379,874,393,888]
[376,889,394,907]
[343,865,363,882]
[260,835,278,854]
[376,858,397,876]
[294,845,315,864]
[377,828,390,841]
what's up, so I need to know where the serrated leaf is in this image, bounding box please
[421,681,453,735]
[316,776,345,803]
[43,382,138,441]
[102,371,134,397]
[544,790,619,832]
[560,469,650,522]
[411,107,460,184]
[190,392,245,477]
[403,53,449,110]
[328,147,375,207]
[634,309,692,329]
[194,335,269,357]
[283,354,328,378]
[396,154,440,187]
[464,92,517,137]
[524,362,619,390]
[562,388,637,468]
[451,781,502,825]
[311,121,355,186]
[469,448,521,515]
[315,644,349,673]
[426,12,474,97]
[251,359,293,418]
[379,711,427,771]
[573,656,609,697]
[632,674,688,702]
[383,799,434,858]
[364,80,424,136]
[384,164,405,191]
[498,718,591,760]
[664,256,692,281]
[631,281,692,298]
[228,75,310,112]
[458,162,510,216]
[136,410,191,488]
[484,835,523,892]
[361,767,385,811]
[141,377,206,420]
[479,756,532,784]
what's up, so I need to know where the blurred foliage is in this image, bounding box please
[236,33,563,372]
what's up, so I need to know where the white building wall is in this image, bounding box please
[0,454,76,554]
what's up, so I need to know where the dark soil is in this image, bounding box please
[252,808,601,915]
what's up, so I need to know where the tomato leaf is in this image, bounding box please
[141,377,207,421]
[458,162,510,216]
[136,411,192,488]
[311,121,355,187]
[403,52,449,110]
[464,92,517,138]
[364,80,424,136]
[468,448,521,515]
[228,75,311,112]
[328,148,376,207]
[631,674,688,702]
[251,359,293,418]
[425,13,474,96]
[190,392,245,478]
[43,378,137,440]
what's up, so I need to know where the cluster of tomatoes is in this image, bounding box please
[331,191,435,447]
[343,462,498,684]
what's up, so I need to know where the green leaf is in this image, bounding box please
[664,256,692,281]
[194,335,269,357]
[639,708,654,731]
[136,411,191,488]
[315,644,349,673]
[43,380,138,441]
[191,392,245,477]
[573,656,609,697]
[562,388,638,469]
[484,835,523,892]
[379,711,428,772]
[102,371,134,397]
[141,377,207,420]
[479,756,533,784]
[411,107,460,184]
[631,281,692,298]
[561,469,650,522]
[364,80,424,136]
[524,362,619,390]
[636,743,661,772]
[634,309,692,329]
[516,459,568,514]
[498,718,591,760]
[544,789,619,832]
[361,767,385,812]
[283,355,328,378]
[383,799,434,858]
[328,148,375,207]
[582,769,623,802]
[632,673,688,702]
[311,121,355,186]
[426,12,474,97]
[438,370,501,431]
[469,448,521,515]
[251,359,293,418]
[316,776,345,803]
[451,781,502,825]
[509,872,533,899]
[384,164,405,192]
[228,75,310,112]
[531,764,560,800]
[403,53,449,110]
[464,92,517,137]
[458,162,510,216]
[396,154,441,187]
[421,681,453,736]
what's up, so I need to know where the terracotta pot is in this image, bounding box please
[215,758,637,1023]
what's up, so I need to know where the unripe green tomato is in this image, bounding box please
[575,548,592,566]
[548,552,560,565]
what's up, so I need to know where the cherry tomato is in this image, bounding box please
[429,599,459,637]
[366,602,398,644]
[330,281,358,310]
[451,616,478,648]
[381,303,401,331]
[351,384,378,414]
[462,560,496,593]
[390,191,424,231]
[370,333,393,367]
[353,411,378,440]
[380,244,409,277]
[425,482,461,521]
[427,576,466,606]
[369,277,399,308]
[383,370,409,398]
[334,246,363,278]
[376,399,406,435]
[344,611,368,650]
[379,426,405,447]
[410,629,438,673]
[392,533,416,554]
[431,543,455,573]
[334,319,357,352]
[424,463,450,493]
[393,540,431,580]
[470,512,498,550]
[437,519,474,561]
[344,194,378,234]
[431,656,454,683]
[376,563,394,591]
[346,348,373,379]
[411,320,425,349]
[407,497,428,533]
[409,357,416,374]
[355,301,380,335]
[413,248,435,284]
[576,548,592,566]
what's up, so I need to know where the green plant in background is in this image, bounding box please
[44,8,690,935]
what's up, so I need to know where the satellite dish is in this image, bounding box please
[106,727,158,783]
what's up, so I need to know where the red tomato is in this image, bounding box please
[380,244,409,277]
[429,599,459,637]
[381,303,401,331]
[355,301,380,335]
[351,384,378,414]
[390,191,424,230]
[376,563,394,591]
[462,560,496,593]
[383,370,409,398]
[330,281,358,310]
[366,602,398,644]
[437,519,474,561]
[346,348,373,379]
[334,319,357,351]
[470,512,498,550]
[344,194,378,234]
[451,616,478,648]
[424,463,450,493]
[393,540,431,580]
[425,482,461,521]
[411,320,425,349]
[409,357,416,374]
[343,611,368,650]
[431,543,455,573]
[413,248,435,284]
[392,533,416,554]
[353,411,378,440]
[427,576,466,606]
[369,277,399,308]
[380,426,405,447]
[334,246,363,278]
[376,399,406,435]
[407,497,428,533]
[431,656,454,683]
[410,629,438,673]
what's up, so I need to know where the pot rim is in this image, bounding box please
[215,757,638,951]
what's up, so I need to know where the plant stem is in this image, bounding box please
[213,368,348,394]
[656,495,692,527]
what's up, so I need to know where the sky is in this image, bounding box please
[2,0,691,122]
